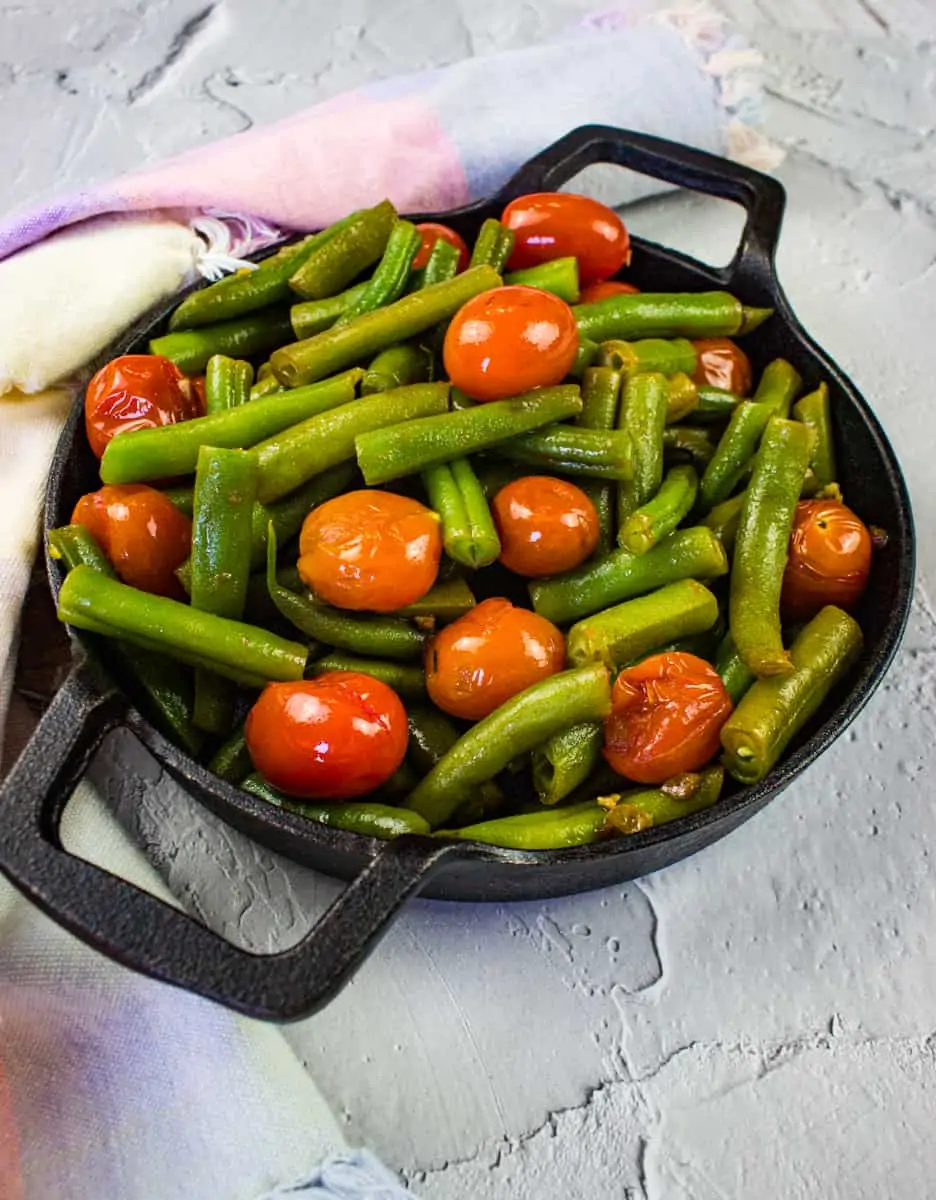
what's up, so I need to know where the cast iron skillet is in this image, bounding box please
[0,127,914,1022]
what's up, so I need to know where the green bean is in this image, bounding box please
[494,423,634,481]
[603,766,724,833]
[288,199,396,300]
[337,219,422,325]
[405,706,460,773]
[529,525,728,625]
[405,664,612,827]
[150,308,294,375]
[699,359,802,512]
[308,653,426,699]
[596,337,697,379]
[691,385,741,424]
[361,342,433,395]
[702,491,745,552]
[208,725,252,785]
[469,219,515,272]
[265,529,424,659]
[739,306,774,334]
[663,425,717,469]
[290,282,369,339]
[577,366,621,430]
[272,265,501,388]
[730,417,813,677]
[504,257,580,304]
[567,579,720,670]
[398,577,476,622]
[204,354,253,414]
[190,447,258,733]
[100,369,361,485]
[249,461,356,570]
[421,236,461,287]
[474,458,521,501]
[714,632,756,705]
[581,481,615,556]
[423,457,501,569]
[574,291,769,344]
[243,774,431,839]
[250,367,284,401]
[160,485,195,518]
[721,606,863,783]
[255,382,449,504]
[570,337,599,377]
[619,464,698,556]
[355,385,582,486]
[48,525,203,755]
[532,721,603,806]
[438,799,608,850]
[793,383,836,489]
[58,567,307,688]
[665,373,700,423]
[617,373,668,527]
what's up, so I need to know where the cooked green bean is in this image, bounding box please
[423,457,500,569]
[337,219,422,324]
[619,463,698,556]
[248,462,356,570]
[701,491,745,551]
[529,525,728,625]
[714,631,756,705]
[730,417,813,677]
[405,664,612,827]
[596,337,697,379]
[208,725,252,785]
[288,199,396,300]
[249,367,283,401]
[308,653,426,699]
[272,265,501,388]
[150,308,294,375]
[721,606,863,783]
[255,382,450,504]
[398,577,476,621]
[692,385,741,424]
[355,385,582,485]
[421,237,461,287]
[290,282,370,339]
[617,372,669,526]
[494,423,634,481]
[204,354,253,414]
[603,766,724,832]
[405,706,460,773]
[663,424,717,469]
[504,257,580,304]
[101,369,361,485]
[566,579,720,670]
[243,774,431,839]
[665,373,699,423]
[570,337,599,377]
[361,343,433,395]
[438,799,609,850]
[574,291,771,344]
[577,366,621,430]
[793,382,836,489]
[58,567,307,688]
[469,219,515,272]
[532,721,603,806]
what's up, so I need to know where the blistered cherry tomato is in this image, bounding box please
[443,286,578,402]
[692,338,753,396]
[781,500,873,619]
[426,597,565,721]
[492,475,599,577]
[501,193,631,284]
[84,354,200,460]
[298,490,441,613]
[72,483,192,598]
[603,652,733,785]
[245,673,408,800]
[579,279,641,303]
[412,222,470,273]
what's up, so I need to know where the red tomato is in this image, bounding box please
[412,222,470,273]
[692,338,753,396]
[781,500,873,619]
[84,355,200,460]
[245,673,408,800]
[298,490,441,613]
[603,652,733,785]
[72,484,192,598]
[426,597,565,721]
[501,193,631,284]
[492,475,599,577]
[579,279,641,303]
[443,286,578,402]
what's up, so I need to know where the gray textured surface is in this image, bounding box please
[5,1,936,1196]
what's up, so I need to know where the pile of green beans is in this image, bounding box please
[52,196,873,853]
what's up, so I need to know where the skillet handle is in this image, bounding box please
[499,124,785,300]
[0,661,476,1022]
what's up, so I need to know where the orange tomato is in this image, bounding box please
[492,475,599,577]
[603,652,733,784]
[443,285,578,402]
[781,500,873,619]
[412,222,470,273]
[71,483,192,598]
[84,354,200,460]
[298,490,441,613]
[501,193,631,283]
[426,597,566,720]
[692,338,753,396]
[245,673,408,800]
[579,279,641,303]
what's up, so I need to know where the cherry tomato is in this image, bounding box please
[492,475,599,577]
[443,286,578,402]
[245,673,408,800]
[190,375,207,408]
[692,338,753,396]
[781,500,873,619]
[72,483,192,598]
[603,652,733,785]
[412,222,470,273]
[84,354,201,460]
[298,490,441,613]
[426,597,566,721]
[579,279,641,303]
[501,193,631,284]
